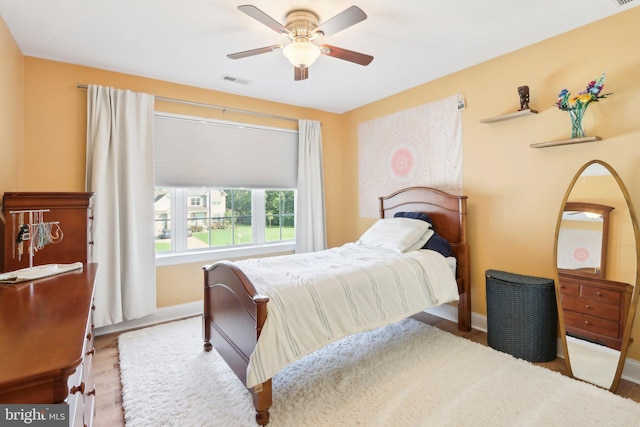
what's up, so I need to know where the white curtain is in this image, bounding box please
[295,119,326,253]
[85,85,157,328]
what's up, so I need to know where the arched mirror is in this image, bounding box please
[554,160,640,391]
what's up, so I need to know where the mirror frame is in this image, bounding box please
[553,160,640,391]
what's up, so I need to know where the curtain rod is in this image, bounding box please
[76,83,299,123]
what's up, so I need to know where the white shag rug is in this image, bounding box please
[118,317,640,427]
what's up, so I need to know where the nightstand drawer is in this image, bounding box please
[561,295,619,321]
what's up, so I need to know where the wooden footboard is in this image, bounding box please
[202,261,272,425]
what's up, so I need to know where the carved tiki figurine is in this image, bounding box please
[518,85,530,111]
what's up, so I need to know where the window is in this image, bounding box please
[153,112,299,264]
[155,188,296,254]
[265,190,295,242]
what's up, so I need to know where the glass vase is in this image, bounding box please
[568,106,587,139]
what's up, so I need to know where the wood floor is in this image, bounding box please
[92,312,640,426]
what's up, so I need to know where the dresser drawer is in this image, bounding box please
[558,281,579,296]
[67,363,85,427]
[83,324,96,427]
[563,310,620,339]
[84,325,95,387]
[580,284,621,304]
[561,295,619,321]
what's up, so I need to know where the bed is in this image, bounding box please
[203,186,470,425]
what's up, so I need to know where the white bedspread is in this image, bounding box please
[236,243,459,388]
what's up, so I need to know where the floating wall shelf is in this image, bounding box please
[530,136,602,149]
[480,109,538,123]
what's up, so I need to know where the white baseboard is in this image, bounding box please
[94,300,203,336]
[424,306,640,386]
[424,304,488,332]
[621,354,640,385]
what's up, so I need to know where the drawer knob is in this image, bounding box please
[87,388,96,397]
[86,332,93,341]
[585,304,591,310]
[596,291,603,296]
[71,382,85,395]
[86,348,95,356]
[584,320,591,326]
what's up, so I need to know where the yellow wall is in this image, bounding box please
[343,8,640,359]
[0,15,23,193]
[5,8,640,360]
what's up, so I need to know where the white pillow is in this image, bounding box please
[406,228,434,251]
[358,218,432,253]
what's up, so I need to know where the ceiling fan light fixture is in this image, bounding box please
[229,5,373,80]
[283,41,321,68]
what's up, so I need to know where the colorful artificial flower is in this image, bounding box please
[555,73,612,111]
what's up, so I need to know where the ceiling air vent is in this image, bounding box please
[611,0,636,6]
[220,75,251,85]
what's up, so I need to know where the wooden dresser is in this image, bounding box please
[558,272,632,350]
[1,192,94,273]
[0,264,98,427]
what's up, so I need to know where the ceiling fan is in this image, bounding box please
[227,5,374,81]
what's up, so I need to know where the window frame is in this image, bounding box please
[155,188,296,267]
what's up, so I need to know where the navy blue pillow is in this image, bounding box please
[421,233,451,257]
[393,212,451,257]
[393,211,434,225]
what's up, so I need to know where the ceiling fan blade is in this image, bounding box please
[294,66,309,81]
[227,45,282,59]
[238,5,291,36]
[320,45,373,66]
[314,6,367,38]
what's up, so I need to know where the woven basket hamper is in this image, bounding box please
[486,269,557,362]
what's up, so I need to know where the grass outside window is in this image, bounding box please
[155,225,294,252]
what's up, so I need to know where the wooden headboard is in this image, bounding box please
[379,186,471,331]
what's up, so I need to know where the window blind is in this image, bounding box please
[154,113,298,189]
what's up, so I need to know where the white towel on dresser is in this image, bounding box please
[236,243,459,388]
[0,262,84,284]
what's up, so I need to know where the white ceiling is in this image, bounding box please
[0,0,637,113]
